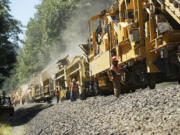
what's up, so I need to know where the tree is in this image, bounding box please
[0,0,21,88]
[2,0,115,92]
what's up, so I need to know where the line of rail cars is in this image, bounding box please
[10,55,90,103]
[11,0,180,102]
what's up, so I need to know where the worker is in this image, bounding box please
[110,56,121,98]
[70,78,79,102]
[55,87,60,103]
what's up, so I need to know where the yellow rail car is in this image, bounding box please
[143,0,180,84]
[31,75,43,102]
[40,64,58,102]
[14,89,21,105]
[87,0,180,93]
[28,86,34,102]
[55,56,70,100]
[10,91,19,105]
[66,56,90,99]
[27,83,35,103]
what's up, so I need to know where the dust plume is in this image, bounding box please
[45,0,116,74]
[51,0,116,59]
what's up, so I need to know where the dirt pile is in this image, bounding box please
[16,83,180,135]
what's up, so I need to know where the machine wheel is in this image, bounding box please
[130,89,136,93]
[93,82,101,95]
[149,78,156,89]
[79,89,86,100]
[89,86,95,96]
[66,91,70,99]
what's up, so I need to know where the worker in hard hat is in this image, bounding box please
[70,78,79,102]
[110,56,121,97]
[55,87,60,103]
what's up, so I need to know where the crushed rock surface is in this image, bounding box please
[14,83,180,135]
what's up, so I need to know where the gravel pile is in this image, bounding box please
[16,83,180,135]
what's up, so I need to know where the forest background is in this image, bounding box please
[0,0,115,93]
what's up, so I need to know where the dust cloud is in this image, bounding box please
[51,0,116,59]
[46,0,116,72]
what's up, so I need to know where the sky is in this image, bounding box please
[10,0,42,41]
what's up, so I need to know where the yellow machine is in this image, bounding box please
[66,56,90,99]
[20,84,29,104]
[28,87,34,102]
[87,0,180,92]
[11,0,180,100]
[14,89,21,105]
[27,80,36,103]
[40,64,58,102]
[30,76,43,102]
[34,84,42,102]
[11,85,26,105]
[10,91,19,105]
[55,55,70,100]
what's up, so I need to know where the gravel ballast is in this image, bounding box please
[11,83,180,135]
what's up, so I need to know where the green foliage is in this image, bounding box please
[2,0,114,92]
[0,0,21,89]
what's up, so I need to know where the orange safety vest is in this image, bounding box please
[71,83,78,92]
[56,90,60,96]
[110,65,121,80]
